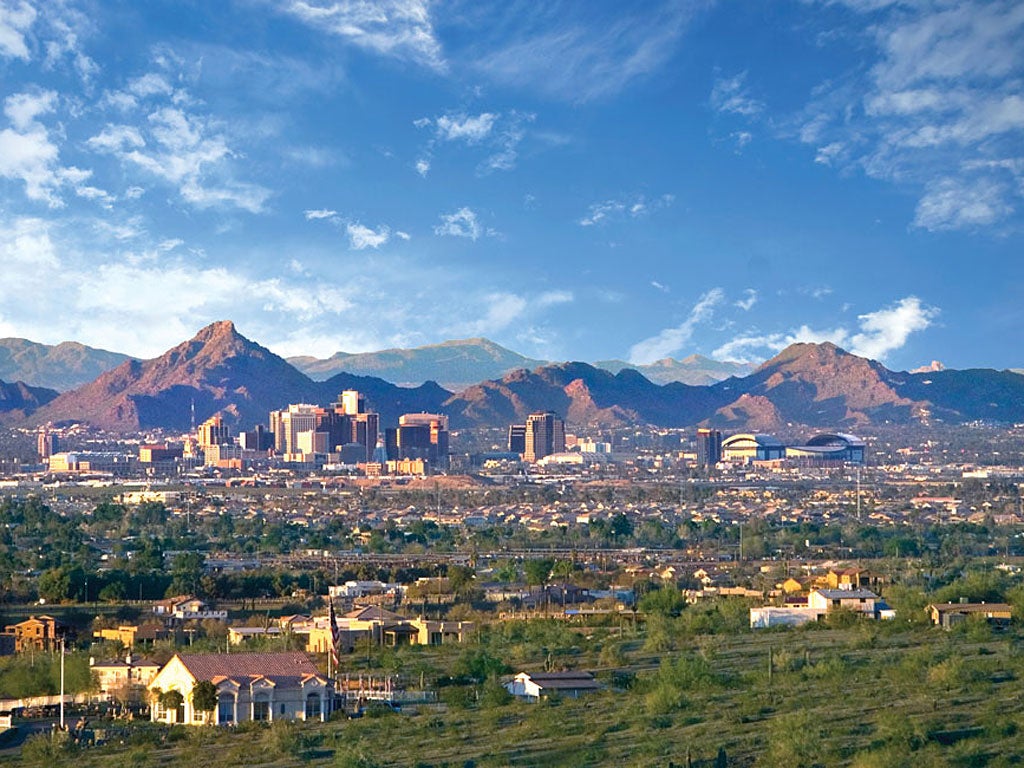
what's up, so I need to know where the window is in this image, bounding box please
[253,693,270,721]
[218,694,235,725]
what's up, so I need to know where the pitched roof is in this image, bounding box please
[175,651,323,686]
[344,606,406,622]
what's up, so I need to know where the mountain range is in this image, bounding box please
[287,339,755,389]
[2,321,1022,435]
[0,333,756,395]
[0,338,133,390]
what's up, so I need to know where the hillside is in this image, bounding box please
[0,338,132,391]
[289,338,546,390]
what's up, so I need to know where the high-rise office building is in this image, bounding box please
[524,411,566,463]
[385,413,450,469]
[507,424,526,455]
[197,414,231,448]
[696,428,723,467]
[269,404,321,454]
[37,427,59,461]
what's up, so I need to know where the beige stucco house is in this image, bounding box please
[149,651,332,725]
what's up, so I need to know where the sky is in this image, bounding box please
[0,0,1022,372]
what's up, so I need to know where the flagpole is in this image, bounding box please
[59,636,65,730]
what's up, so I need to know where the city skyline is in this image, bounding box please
[0,1,1022,371]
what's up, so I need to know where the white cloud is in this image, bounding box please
[628,288,725,364]
[89,99,271,213]
[797,0,1024,230]
[434,112,496,143]
[711,72,763,116]
[467,3,701,102]
[0,0,36,60]
[537,290,573,307]
[279,0,443,69]
[415,110,534,175]
[395,230,411,240]
[712,295,937,363]
[0,89,94,207]
[434,207,483,240]
[849,296,939,360]
[913,176,1013,230]
[731,130,753,150]
[347,222,390,250]
[579,194,673,226]
[735,289,758,311]
[304,208,338,220]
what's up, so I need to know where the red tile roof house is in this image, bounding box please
[148,651,332,725]
[504,671,601,701]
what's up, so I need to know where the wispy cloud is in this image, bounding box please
[304,208,338,221]
[0,1,36,61]
[796,1,1024,231]
[278,0,443,69]
[414,110,534,175]
[347,222,390,250]
[464,2,703,102]
[713,296,938,363]
[0,89,94,206]
[88,81,272,213]
[435,207,487,240]
[711,72,763,116]
[628,288,725,364]
[579,193,674,226]
[735,289,758,311]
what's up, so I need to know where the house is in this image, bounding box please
[149,651,332,725]
[91,652,161,697]
[93,623,171,648]
[780,577,805,594]
[152,596,227,623]
[824,568,885,591]
[808,588,880,616]
[2,615,71,652]
[750,606,825,628]
[505,671,601,701]
[303,606,474,654]
[228,626,286,646]
[927,602,1013,629]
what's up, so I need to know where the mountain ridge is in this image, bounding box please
[9,322,1024,433]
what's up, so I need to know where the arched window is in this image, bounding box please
[217,693,235,725]
[305,692,321,720]
[253,691,270,721]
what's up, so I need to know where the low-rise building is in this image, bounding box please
[505,671,600,701]
[149,651,332,725]
[927,602,1012,629]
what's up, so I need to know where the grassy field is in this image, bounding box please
[5,615,1024,767]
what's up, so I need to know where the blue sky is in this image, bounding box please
[0,0,1022,372]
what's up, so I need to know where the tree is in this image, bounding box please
[524,558,554,587]
[191,680,218,722]
[638,586,686,618]
[609,512,634,540]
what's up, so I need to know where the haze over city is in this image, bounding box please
[1,0,1022,371]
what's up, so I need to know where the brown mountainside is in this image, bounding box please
[26,321,323,431]
[0,379,59,419]
[706,342,922,429]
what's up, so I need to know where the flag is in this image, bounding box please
[329,599,341,672]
